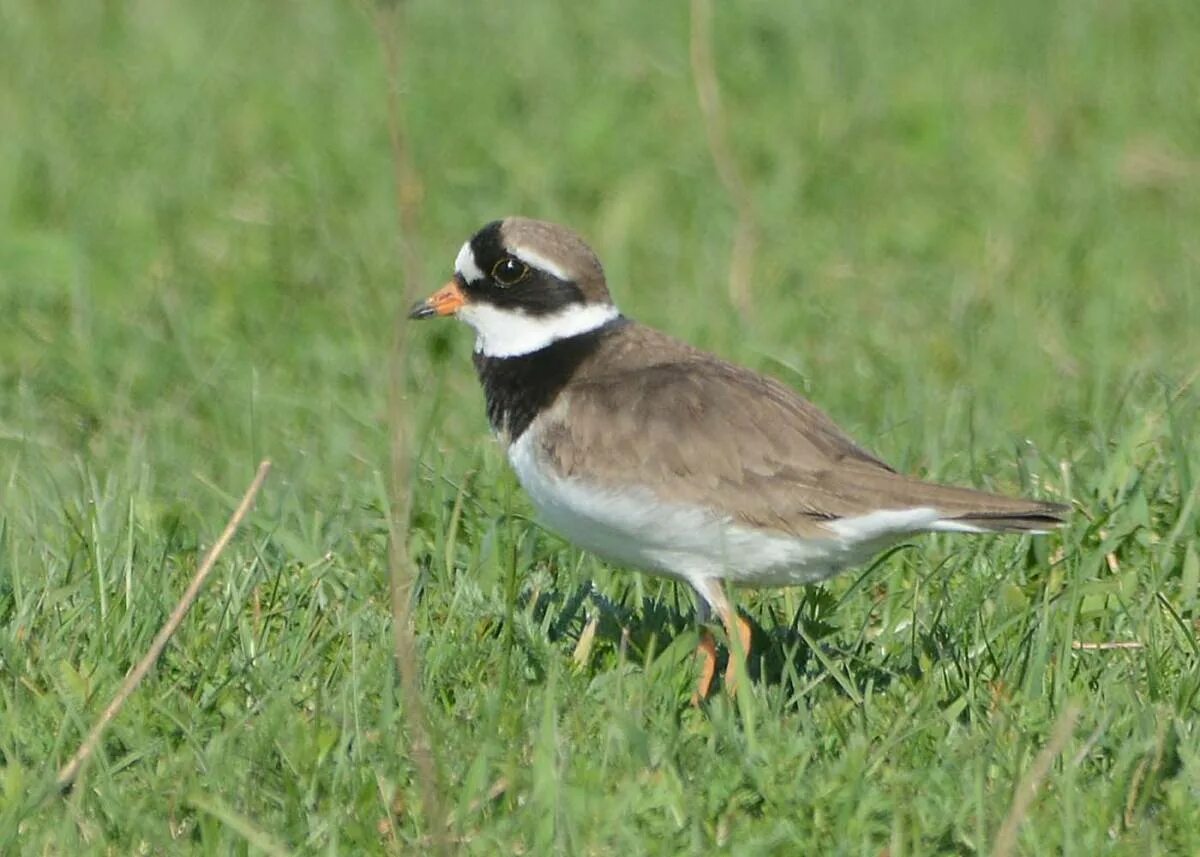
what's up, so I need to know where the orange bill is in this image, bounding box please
[408,279,466,319]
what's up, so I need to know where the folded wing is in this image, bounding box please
[541,333,1067,537]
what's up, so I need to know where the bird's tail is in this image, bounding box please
[914,481,1069,535]
[932,507,1069,535]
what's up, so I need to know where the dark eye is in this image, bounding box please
[491,257,529,286]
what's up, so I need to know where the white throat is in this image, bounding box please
[458,302,620,358]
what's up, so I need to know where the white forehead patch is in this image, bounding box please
[509,244,572,282]
[455,241,484,283]
[458,302,619,358]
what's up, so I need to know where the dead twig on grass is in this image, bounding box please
[57,460,271,791]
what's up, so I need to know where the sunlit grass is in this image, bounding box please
[1,0,1198,852]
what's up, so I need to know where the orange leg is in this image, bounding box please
[722,611,753,694]
[691,579,754,702]
[692,628,719,706]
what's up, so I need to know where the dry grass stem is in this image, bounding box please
[572,614,599,667]
[446,776,510,829]
[689,0,759,314]
[369,1,448,850]
[992,704,1080,857]
[56,460,272,791]
[1071,640,1144,651]
[187,792,292,857]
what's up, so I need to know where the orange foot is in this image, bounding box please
[692,629,719,706]
[691,610,754,705]
[722,611,753,695]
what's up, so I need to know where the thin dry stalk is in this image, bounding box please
[368,2,449,850]
[992,704,1080,857]
[572,614,599,667]
[1123,758,1150,829]
[57,460,271,791]
[187,792,292,857]
[689,0,759,314]
[445,776,510,829]
[1071,640,1144,651]
[1124,715,1169,829]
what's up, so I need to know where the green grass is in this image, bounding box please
[2,0,1199,852]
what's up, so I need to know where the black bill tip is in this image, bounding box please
[408,300,436,320]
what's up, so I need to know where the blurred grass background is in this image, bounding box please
[1,0,1198,853]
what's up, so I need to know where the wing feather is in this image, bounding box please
[536,325,1065,536]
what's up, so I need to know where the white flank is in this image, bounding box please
[928,518,992,534]
[509,243,572,281]
[827,507,942,540]
[455,241,484,283]
[460,302,620,358]
[507,430,957,601]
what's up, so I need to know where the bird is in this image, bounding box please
[410,217,1069,701]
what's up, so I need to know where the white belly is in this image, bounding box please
[506,432,929,589]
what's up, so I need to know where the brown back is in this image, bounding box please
[537,323,1067,536]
